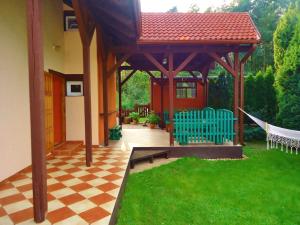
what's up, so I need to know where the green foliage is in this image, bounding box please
[274,5,300,69]
[121,71,150,110]
[128,112,140,121]
[208,72,233,109]
[275,9,300,129]
[167,6,178,13]
[147,112,160,125]
[188,3,200,13]
[221,0,296,73]
[245,66,277,123]
[244,125,266,141]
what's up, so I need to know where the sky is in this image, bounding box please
[140,0,233,13]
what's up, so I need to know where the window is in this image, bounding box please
[176,82,197,99]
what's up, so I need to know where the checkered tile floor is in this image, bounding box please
[0,148,131,225]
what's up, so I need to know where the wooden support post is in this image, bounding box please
[239,63,245,145]
[160,72,164,129]
[150,77,154,110]
[233,51,240,145]
[26,0,47,222]
[206,79,209,107]
[103,57,109,146]
[73,0,95,166]
[83,44,93,165]
[168,53,174,146]
[118,69,122,126]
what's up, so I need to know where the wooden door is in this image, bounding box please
[44,72,54,153]
[53,75,66,146]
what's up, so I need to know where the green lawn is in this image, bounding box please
[117,142,300,225]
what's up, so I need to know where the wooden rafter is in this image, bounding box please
[174,52,198,75]
[208,52,236,76]
[90,1,135,30]
[113,45,254,54]
[144,53,168,76]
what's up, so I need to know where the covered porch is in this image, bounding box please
[116,13,261,147]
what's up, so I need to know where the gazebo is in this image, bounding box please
[114,12,261,146]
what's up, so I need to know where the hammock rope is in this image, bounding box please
[240,108,300,155]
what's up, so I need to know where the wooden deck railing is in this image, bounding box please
[122,104,150,117]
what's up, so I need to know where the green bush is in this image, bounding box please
[129,112,140,122]
[274,6,300,129]
[147,112,160,125]
[244,125,266,141]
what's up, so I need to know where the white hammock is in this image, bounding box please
[240,109,300,154]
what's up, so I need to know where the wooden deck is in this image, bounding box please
[119,125,243,160]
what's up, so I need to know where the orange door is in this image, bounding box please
[44,72,54,153]
[53,75,65,146]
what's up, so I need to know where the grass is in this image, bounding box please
[117,142,300,225]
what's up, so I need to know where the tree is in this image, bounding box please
[167,6,178,13]
[220,0,296,73]
[188,4,200,13]
[275,8,300,129]
[208,72,233,109]
[121,71,150,110]
[245,66,277,123]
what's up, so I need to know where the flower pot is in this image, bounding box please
[124,117,131,124]
[165,124,170,132]
[131,119,138,125]
[149,123,156,129]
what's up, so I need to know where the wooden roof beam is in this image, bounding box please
[174,52,198,75]
[90,1,135,30]
[241,45,257,64]
[208,52,236,77]
[144,53,169,76]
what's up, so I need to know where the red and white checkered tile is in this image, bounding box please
[0,148,130,225]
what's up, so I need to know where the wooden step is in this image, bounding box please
[130,150,170,169]
[52,141,83,156]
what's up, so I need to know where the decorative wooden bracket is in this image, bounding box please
[225,54,233,68]
[144,53,169,76]
[72,0,95,46]
[208,52,237,77]
[174,52,198,75]
[188,71,203,85]
[107,54,131,78]
[121,70,137,86]
[241,45,257,64]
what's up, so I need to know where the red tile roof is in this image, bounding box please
[139,12,261,44]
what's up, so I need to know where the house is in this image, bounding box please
[0,0,260,224]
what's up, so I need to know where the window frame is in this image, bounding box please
[175,81,197,99]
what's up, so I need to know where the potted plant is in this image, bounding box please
[123,116,131,124]
[129,112,140,125]
[147,112,160,129]
[165,120,171,132]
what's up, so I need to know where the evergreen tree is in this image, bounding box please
[275,14,300,129]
